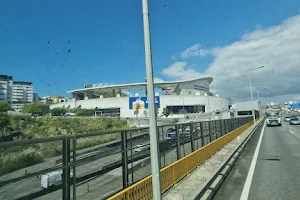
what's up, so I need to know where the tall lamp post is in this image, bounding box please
[247,66,264,102]
[256,87,267,118]
[247,66,264,124]
[142,0,162,199]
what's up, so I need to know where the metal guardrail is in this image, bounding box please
[0,116,252,200]
[107,118,255,200]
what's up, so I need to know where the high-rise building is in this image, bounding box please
[12,81,33,112]
[0,75,35,112]
[0,75,13,104]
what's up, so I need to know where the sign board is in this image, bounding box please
[129,96,160,110]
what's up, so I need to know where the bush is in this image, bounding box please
[76,133,120,150]
[0,147,43,176]
[0,116,128,175]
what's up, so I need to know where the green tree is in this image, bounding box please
[40,104,50,115]
[0,103,11,133]
[0,102,12,112]
[0,113,10,129]
[22,104,42,115]
[162,107,170,117]
[50,107,67,116]
[76,109,94,116]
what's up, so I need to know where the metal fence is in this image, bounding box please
[108,117,255,200]
[0,116,253,200]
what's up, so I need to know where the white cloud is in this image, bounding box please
[162,61,202,80]
[180,44,208,59]
[163,15,300,102]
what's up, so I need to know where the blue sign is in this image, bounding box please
[129,96,160,110]
[290,103,300,109]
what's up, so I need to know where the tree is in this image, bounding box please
[50,107,67,116]
[40,104,50,115]
[75,108,95,116]
[22,104,42,115]
[0,102,12,112]
[0,103,11,131]
[162,107,170,117]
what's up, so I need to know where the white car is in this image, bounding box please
[134,144,150,152]
[266,115,281,127]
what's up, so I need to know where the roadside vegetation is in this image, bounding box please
[0,103,128,175]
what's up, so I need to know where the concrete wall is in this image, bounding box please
[233,101,261,111]
[50,95,232,118]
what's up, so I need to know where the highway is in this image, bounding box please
[0,134,151,200]
[214,119,300,200]
[0,123,218,200]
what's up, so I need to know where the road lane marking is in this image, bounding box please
[240,120,266,200]
[289,130,295,135]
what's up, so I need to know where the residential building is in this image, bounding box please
[42,95,65,104]
[12,81,33,112]
[0,75,13,104]
[0,75,35,112]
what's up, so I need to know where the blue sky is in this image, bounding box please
[0,0,300,98]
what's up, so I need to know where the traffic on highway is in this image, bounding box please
[215,112,300,200]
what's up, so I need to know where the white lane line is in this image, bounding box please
[289,130,295,135]
[240,120,266,200]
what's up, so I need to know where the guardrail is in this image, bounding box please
[0,116,253,200]
[107,119,256,200]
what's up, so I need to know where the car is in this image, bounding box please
[134,144,150,152]
[290,117,300,125]
[266,115,281,127]
[284,116,291,122]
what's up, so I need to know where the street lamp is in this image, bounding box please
[142,0,162,199]
[247,66,264,101]
[256,87,267,101]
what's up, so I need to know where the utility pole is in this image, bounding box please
[142,0,162,199]
[248,74,253,102]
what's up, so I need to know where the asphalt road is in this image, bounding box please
[214,119,300,200]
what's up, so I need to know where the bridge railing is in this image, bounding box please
[107,117,256,200]
[0,116,254,200]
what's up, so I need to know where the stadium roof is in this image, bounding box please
[68,77,213,94]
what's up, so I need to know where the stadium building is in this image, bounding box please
[50,77,232,118]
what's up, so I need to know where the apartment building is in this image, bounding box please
[12,81,33,112]
[0,75,34,112]
[0,75,13,104]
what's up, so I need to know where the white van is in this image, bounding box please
[41,171,73,189]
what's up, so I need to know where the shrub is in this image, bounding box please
[0,147,43,176]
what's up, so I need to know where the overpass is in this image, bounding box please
[3,113,299,200]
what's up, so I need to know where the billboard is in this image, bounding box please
[129,96,160,110]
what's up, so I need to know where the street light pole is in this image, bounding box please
[256,89,260,101]
[248,73,253,102]
[142,0,162,199]
[247,65,264,102]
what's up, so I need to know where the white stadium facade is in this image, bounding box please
[50,77,232,118]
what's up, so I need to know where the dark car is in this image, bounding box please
[290,117,300,125]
